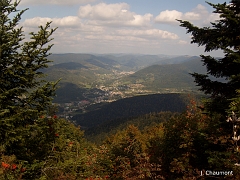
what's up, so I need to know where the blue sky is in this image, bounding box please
[18,0,228,56]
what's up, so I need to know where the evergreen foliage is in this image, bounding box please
[0,0,57,146]
[3,0,240,179]
[0,0,60,178]
[177,1,240,179]
[178,0,240,115]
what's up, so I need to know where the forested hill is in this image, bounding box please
[85,111,179,143]
[72,93,188,129]
[117,57,205,91]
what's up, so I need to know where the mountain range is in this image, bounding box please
[46,53,204,86]
[43,53,209,103]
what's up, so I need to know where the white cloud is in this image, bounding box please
[23,17,52,27]
[155,4,220,26]
[116,29,179,40]
[126,14,153,27]
[78,3,153,27]
[22,16,81,28]
[155,9,201,25]
[78,3,132,21]
[193,4,221,26]
[194,4,208,14]
[20,0,96,6]
[155,10,183,25]
[184,12,201,21]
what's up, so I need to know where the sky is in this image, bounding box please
[17,0,229,56]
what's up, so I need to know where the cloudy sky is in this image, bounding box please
[18,0,228,56]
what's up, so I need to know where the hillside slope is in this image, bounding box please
[72,93,188,129]
[117,57,206,91]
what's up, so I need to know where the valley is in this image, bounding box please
[46,53,206,122]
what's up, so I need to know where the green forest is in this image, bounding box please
[1,0,240,179]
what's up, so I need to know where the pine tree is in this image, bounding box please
[178,0,240,115]
[0,0,57,165]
